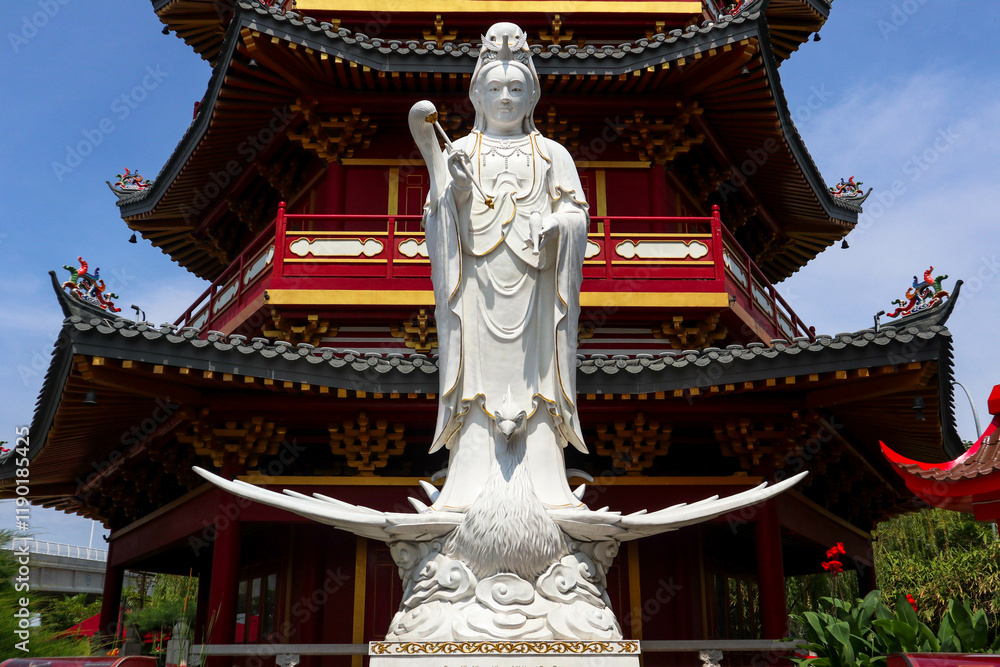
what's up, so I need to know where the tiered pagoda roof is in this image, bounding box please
[122,0,856,283]
[155,0,832,64]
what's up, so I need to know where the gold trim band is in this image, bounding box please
[339,159,657,169]
[299,0,699,12]
[610,260,715,266]
[580,292,729,308]
[283,258,387,264]
[267,289,730,308]
[238,475,760,487]
[608,233,713,239]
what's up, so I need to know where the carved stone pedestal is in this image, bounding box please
[369,641,641,666]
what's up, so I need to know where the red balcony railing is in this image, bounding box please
[174,220,275,332]
[175,203,813,343]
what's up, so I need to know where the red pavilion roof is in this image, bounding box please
[882,385,1000,520]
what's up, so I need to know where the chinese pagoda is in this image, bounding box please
[0,0,966,665]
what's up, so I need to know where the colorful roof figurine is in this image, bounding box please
[60,257,121,314]
[884,267,962,327]
[723,0,754,17]
[882,385,1000,521]
[106,167,153,200]
[828,176,872,208]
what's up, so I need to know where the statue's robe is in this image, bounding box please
[425,131,590,511]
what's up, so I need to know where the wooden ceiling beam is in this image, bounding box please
[689,114,784,240]
[806,369,926,410]
[83,363,203,405]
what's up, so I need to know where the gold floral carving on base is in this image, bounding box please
[370,641,640,655]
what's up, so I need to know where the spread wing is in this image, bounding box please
[549,471,808,542]
[193,467,462,543]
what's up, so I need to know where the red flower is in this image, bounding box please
[826,542,846,559]
[822,560,843,574]
[906,594,918,612]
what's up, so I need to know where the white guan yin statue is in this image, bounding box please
[195,22,806,643]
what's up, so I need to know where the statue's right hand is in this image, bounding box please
[447,151,473,190]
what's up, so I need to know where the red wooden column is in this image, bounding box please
[649,164,670,215]
[328,161,347,214]
[859,558,879,596]
[206,511,241,651]
[857,540,878,596]
[98,541,124,642]
[195,564,213,643]
[755,500,788,638]
[297,527,324,667]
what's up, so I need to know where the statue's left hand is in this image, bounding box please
[536,215,560,251]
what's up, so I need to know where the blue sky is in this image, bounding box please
[1,1,997,547]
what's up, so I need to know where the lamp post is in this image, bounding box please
[953,380,982,442]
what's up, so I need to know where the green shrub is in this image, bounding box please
[789,591,1000,666]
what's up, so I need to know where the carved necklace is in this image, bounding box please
[480,136,532,170]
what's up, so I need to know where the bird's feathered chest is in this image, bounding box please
[444,419,566,580]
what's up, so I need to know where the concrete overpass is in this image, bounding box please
[3,539,107,596]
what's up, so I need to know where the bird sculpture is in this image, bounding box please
[444,389,566,580]
[194,466,806,577]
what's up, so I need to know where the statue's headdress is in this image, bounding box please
[479,23,531,63]
[470,22,540,133]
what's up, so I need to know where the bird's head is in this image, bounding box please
[494,386,527,441]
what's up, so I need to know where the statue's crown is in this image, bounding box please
[480,23,531,64]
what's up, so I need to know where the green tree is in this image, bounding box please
[121,571,197,653]
[0,531,92,658]
[874,508,1000,630]
[40,593,102,634]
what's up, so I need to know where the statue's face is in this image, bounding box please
[479,64,529,136]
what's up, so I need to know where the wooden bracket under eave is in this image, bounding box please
[652,311,728,350]
[263,309,337,346]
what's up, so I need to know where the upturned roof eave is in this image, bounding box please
[117,15,243,218]
[756,18,858,227]
[1,309,960,483]
[49,271,128,321]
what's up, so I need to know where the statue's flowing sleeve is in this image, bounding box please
[543,137,590,452]
[424,157,469,453]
